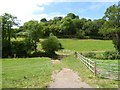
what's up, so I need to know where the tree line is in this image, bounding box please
[20,13,107,39]
[1,2,120,58]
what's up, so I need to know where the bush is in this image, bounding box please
[76,30,85,39]
[103,51,120,60]
[11,39,34,57]
[82,51,120,60]
[2,40,10,58]
[29,51,47,57]
[41,33,62,57]
[82,52,96,58]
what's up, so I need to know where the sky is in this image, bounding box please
[0,0,119,26]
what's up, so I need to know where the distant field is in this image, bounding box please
[13,38,115,52]
[59,39,115,52]
[2,58,52,88]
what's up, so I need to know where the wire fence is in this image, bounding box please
[96,61,119,80]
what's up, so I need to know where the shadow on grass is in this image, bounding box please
[29,51,69,60]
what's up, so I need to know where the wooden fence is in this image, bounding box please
[75,52,119,80]
[75,52,96,76]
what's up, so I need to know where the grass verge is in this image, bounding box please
[62,55,118,88]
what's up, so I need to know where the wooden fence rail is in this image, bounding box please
[75,52,96,76]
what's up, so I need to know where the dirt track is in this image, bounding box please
[48,68,92,88]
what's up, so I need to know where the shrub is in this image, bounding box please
[103,51,120,60]
[41,33,62,57]
[95,54,104,59]
[81,51,120,60]
[29,51,47,57]
[76,30,85,39]
[2,40,10,58]
[82,52,96,58]
[11,39,34,57]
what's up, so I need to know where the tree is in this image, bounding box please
[100,2,120,53]
[67,13,79,19]
[23,20,42,52]
[41,33,62,56]
[40,18,47,22]
[1,13,19,56]
[53,16,63,21]
[76,30,85,39]
[60,17,77,36]
[82,20,92,36]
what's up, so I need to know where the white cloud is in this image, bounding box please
[0,0,55,25]
[0,0,118,26]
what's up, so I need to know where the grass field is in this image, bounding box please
[2,58,52,88]
[13,38,115,52]
[2,56,118,88]
[2,39,119,88]
[59,39,115,52]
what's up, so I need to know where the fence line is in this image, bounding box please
[75,52,119,80]
[75,52,96,76]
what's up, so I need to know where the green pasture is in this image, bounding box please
[59,39,115,52]
[2,39,119,88]
[2,56,118,88]
[12,38,115,52]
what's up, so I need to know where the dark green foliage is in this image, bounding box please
[2,40,11,58]
[23,20,42,52]
[40,18,47,22]
[1,13,19,57]
[20,12,108,39]
[11,39,34,57]
[29,51,47,57]
[81,52,96,58]
[41,33,62,57]
[1,2,120,58]
[100,2,120,53]
[76,30,85,39]
[112,32,120,54]
[82,51,120,60]
[103,51,120,60]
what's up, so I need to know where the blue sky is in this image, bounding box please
[34,2,117,20]
[1,0,118,25]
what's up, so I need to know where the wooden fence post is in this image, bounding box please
[74,52,77,58]
[94,61,96,76]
